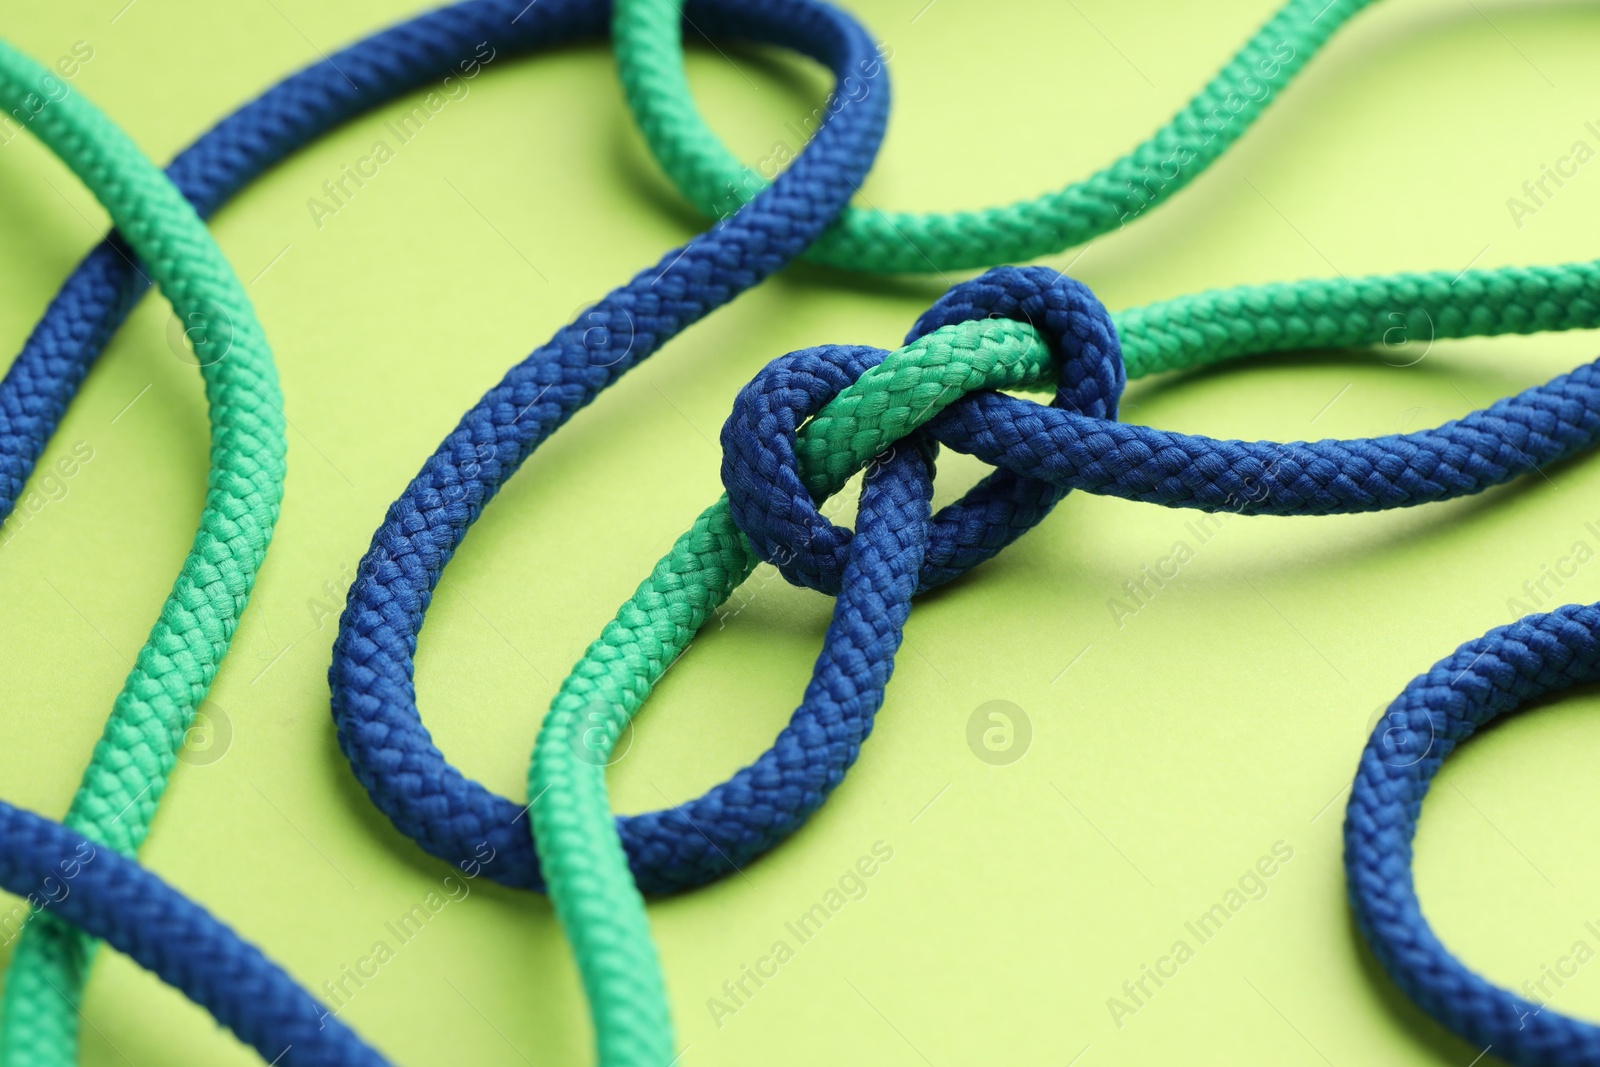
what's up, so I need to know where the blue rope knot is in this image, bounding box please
[716,264,1600,1064]
[721,265,1124,595]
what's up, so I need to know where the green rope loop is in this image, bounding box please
[615,0,1375,272]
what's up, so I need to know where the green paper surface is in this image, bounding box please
[3,1,1600,1063]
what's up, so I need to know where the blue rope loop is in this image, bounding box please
[605,416,941,894]
[329,0,893,894]
[1347,604,1600,1066]
[721,265,1124,595]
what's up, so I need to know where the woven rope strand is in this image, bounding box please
[0,0,891,1062]
[616,0,1371,271]
[529,263,1600,1067]
[327,0,896,895]
[338,0,1600,905]
[0,35,286,1067]
[1349,605,1600,1065]
[0,800,386,1065]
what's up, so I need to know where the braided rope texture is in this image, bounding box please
[537,265,1600,1067]
[617,0,1376,271]
[1348,605,1600,1065]
[0,37,286,1066]
[528,319,1062,1065]
[620,0,1600,361]
[334,0,1600,913]
[724,270,1123,596]
[521,247,1600,904]
[328,0,892,899]
[0,801,387,1066]
[339,323,1049,898]
[325,5,894,1057]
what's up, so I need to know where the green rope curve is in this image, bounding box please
[0,39,286,1066]
[529,265,1600,1065]
[529,318,1053,1067]
[615,0,1374,272]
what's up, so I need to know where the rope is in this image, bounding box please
[341,248,1600,896]
[1,0,1594,1063]
[0,35,287,1066]
[323,2,1600,1063]
[1350,605,1600,1066]
[0,802,386,1066]
[326,2,892,1060]
[615,0,1376,272]
[528,308,1074,1066]
[527,259,1600,1067]
[0,0,890,1060]
[327,0,893,897]
[331,0,1595,900]
[0,0,884,1061]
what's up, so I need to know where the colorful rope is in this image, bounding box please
[0,0,884,1059]
[331,0,1600,897]
[522,248,1600,1063]
[1,0,1596,1065]
[615,0,1374,271]
[0,33,287,1067]
[321,1,1600,1063]
[0,0,896,1060]
[326,0,895,895]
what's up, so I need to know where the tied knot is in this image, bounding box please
[721,266,1123,594]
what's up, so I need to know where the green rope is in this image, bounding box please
[0,39,285,1065]
[529,319,1054,1067]
[616,0,1373,272]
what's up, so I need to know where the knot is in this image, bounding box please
[721,266,1122,594]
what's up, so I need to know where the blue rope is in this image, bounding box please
[327,0,891,894]
[1348,604,1600,1066]
[0,800,385,1066]
[718,265,1600,1067]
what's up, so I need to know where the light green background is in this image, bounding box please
[2,0,1600,1063]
